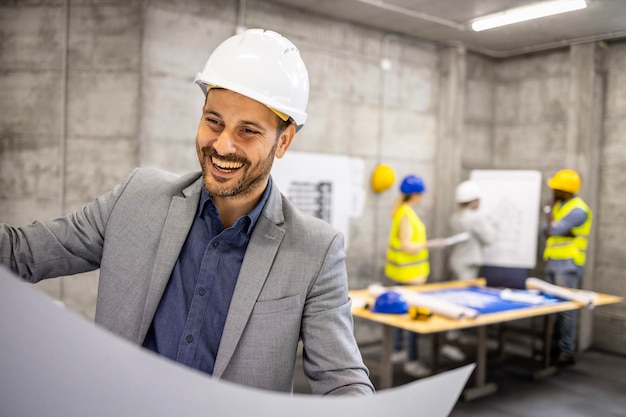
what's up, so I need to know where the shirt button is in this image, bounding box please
[199,288,206,296]
[212,241,219,248]
[186,335,194,343]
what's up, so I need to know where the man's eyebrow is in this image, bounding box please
[202,107,221,117]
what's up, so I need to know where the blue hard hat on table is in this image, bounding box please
[372,291,409,314]
[400,175,425,194]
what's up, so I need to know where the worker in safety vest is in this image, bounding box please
[543,168,593,367]
[386,175,431,284]
[385,175,444,378]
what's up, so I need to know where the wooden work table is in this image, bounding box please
[349,279,623,400]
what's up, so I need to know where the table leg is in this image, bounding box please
[533,314,557,380]
[431,332,440,374]
[379,325,394,389]
[462,325,498,401]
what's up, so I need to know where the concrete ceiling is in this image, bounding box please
[268,0,626,57]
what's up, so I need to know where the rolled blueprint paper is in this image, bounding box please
[399,291,480,320]
[525,277,598,309]
[367,284,480,320]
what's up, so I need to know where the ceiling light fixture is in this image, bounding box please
[471,0,587,32]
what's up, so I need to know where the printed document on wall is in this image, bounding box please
[271,151,365,249]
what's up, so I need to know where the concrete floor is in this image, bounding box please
[294,345,626,416]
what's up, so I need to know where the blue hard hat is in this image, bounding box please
[372,291,409,314]
[400,175,425,194]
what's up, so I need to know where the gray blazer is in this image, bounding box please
[1,167,374,395]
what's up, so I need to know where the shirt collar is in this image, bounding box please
[198,177,272,235]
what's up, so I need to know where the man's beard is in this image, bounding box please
[197,142,277,199]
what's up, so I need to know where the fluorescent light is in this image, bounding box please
[471,0,587,32]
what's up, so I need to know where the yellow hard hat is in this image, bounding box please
[548,169,581,193]
[371,164,396,193]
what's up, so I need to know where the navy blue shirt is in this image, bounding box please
[142,180,271,374]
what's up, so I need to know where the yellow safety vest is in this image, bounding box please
[543,196,592,267]
[385,204,430,282]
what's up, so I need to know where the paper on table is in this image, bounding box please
[0,266,474,417]
[526,277,598,308]
[499,288,548,305]
[351,297,370,309]
[368,283,390,297]
[400,290,480,320]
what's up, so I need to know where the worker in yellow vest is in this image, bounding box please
[386,175,431,284]
[543,169,593,366]
[385,175,444,378]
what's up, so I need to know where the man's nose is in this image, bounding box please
[212,129,236,155]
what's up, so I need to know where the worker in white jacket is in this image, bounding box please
[442,180,498,362]
[448,180,497,280]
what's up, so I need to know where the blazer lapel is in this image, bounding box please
[138,178,202,340]
[212,181,285,377]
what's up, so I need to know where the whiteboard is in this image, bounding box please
[469,170,542,269]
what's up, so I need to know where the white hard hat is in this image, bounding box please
[194,28,309,129]
[455,180,482,203]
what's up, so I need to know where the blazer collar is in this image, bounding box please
[212,178,286,377]
[261,177,285,225]
[138,174,203,341]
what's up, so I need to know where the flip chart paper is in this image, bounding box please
[469,169,542,268]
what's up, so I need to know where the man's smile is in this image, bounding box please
[211,156,244,172]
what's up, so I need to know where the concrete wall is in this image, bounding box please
[0,0,624,353]
[594,40,626,353]
[458,44,625,352]
[1,0,143,316]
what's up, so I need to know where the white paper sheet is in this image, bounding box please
[0,266,474,417]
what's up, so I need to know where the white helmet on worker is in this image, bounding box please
[455,180,482,204]
[194,28,309,130]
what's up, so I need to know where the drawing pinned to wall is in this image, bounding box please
[469,170,542,269]
[271,151,365,249]
[287,181,333,224]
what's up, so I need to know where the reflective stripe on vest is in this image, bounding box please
[543,196,592,267]
[385,204,430,282]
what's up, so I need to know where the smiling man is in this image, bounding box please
[196,88,293,223]
[0,29,374,396]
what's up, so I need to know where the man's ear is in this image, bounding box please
[275,123,296,159]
